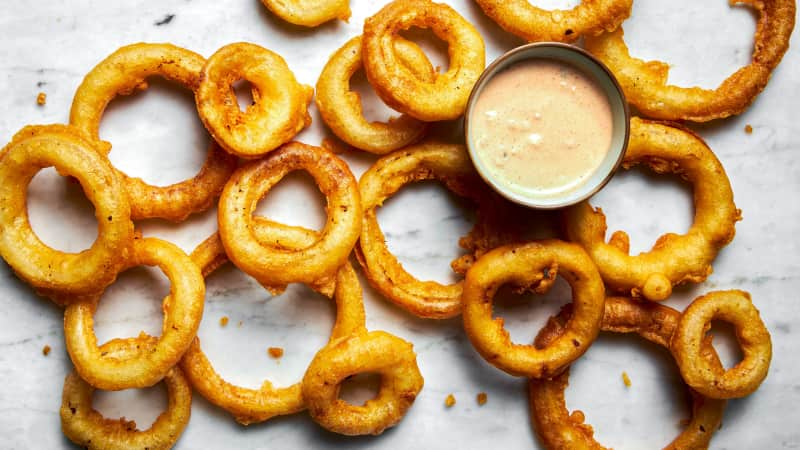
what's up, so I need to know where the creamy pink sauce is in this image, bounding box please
[471,59,613,199]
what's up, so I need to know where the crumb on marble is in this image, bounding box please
[445,394,456,408]
[219,316,229,327]
[745,124,753,134]
[476,392,487,406]
[36,92,46,105]
[622,371,631,387]
[42,345,51,356]
[268,347,284,359]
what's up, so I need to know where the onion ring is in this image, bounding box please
[302,331,424,435]
[362,0,486,121]
[671,290,772,399]
[316,35,434,154]
[63,236,205,390]
[0,124,134,297]
[260,0,351,27]
[474,0,632,43]
[60,336,192,450]
[529,297,726,450]
[196,42,313,158]
[584,0,796,121]
[564,118,741,302]
[69,42,238,221]
[218,141,361,291]
[462,240,606,378]
[179,224,367,425]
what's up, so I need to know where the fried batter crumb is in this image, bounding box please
[42,345,51,356]
[445,394,456,408]
[219,316,229,327]
[622,371,632,387]
[476,392,488,405]
[36,92,46,106]
[744,124,753,134]
[268,347,284,358]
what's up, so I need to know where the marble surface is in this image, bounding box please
[0,0,799,448]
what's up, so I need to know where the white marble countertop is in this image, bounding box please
[1,0,798,449]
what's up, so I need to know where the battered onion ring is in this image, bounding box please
[196,42,313,158]
[363,0,486,121]
[302,331,424,435]
[529,297,726,450]
[0,124,134,297]
[260,0,351,27]
[671,290,772,399]
[584,0,796,121]
[474,0,632,43]
[61,336,192,450]
[179,225,367,425]
[564,118,741,302]
[316,35,435,154]
[63,236,204,390]
[218,141,361,291]
[69,42,238,221]
[462,240,606,378]
[356,142,518,319]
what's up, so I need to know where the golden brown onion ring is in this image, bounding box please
[363,0,486,121]
[61,336,192,450]
[585,0,796,121]
[316,35,434,154]
[564,118,741,302]
[260,0,351,27]
[462,240,606,378]
[474,0,632,42]
[671,290,772,399]
[0,125,134,297]
[196,42,313,158]
[63,237,204,390]
[302,331,424,435]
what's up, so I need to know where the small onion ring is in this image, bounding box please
[196,42,313,158]
[474,0,632,43]
[584,0,796,121]
[0,124,134,297]
[529,297,726,450]
[564,118,741,302]
[462,240,606,378]
[218,141,361,291]
[260,0,351,27]
[316,35,435,154]
[671,290,772,399]
[69,42,238,221]
[63,236,205,390]
[60,336,192,450]
[363,0,486,121]
[301,331,424,436]
[179,225,367,425]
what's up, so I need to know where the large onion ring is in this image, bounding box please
[69,42,238,221]
[564,118,741,302]
[462,240,606,378]
[218,141,361,291]
[196,42,313,158]
[0,124,134,297]
[260,0,351,27]
[302,331,424,435]
[363,0,486,121]
[474,0,632,43]
[63,236,205,390]
[529,297,726,450]
[584,0,796,121]
[60,336,192,450]
[671,290,772,399]
[316,35,434,154]
[179,225,367,425]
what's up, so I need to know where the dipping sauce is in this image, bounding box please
[470,59,613,200]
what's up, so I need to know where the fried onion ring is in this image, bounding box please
[63,236,204,390]
[671,290,772,399]
[179,225,366,425]
[474,0,632,43]
[564,118,741,302]
[196,42,313,158]
[584,0,796,121]
[0,124,134,297]
[302,331,424,435]
[316,35,435,154]
[363,0,486,121]
[529,297,726,450]
[260,0,351,27]
[462,240,606,378]
[61,336,192,450]
[69,42,238,221]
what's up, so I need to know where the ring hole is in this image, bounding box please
[93,382,167,430]
[93,266,169,343]
[27,168,98,252]
[590,168,693,255]
[254,171,327,232]
[233,79,256,113]
[493,276,573,345]
[338,372,382,406]
[706,320,744,370]
[398,27,450,73]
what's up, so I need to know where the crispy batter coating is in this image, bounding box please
[476,392,487,405]
[260,0,351,27]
